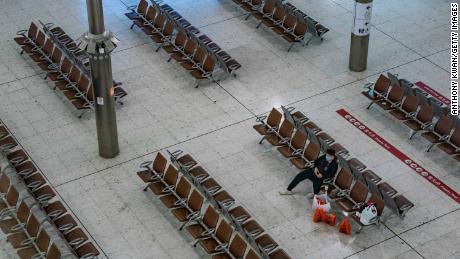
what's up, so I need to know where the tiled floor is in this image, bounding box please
[0,0,458,258]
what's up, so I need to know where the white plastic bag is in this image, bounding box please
[312,194,331,212]
[356,203,378,225]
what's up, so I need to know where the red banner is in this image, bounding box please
[336,109,460,204]
[415,81,451,107]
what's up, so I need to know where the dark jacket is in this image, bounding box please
[314,155,338,180]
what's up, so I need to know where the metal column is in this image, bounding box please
[79,0,120,158]
[349,0,373,72]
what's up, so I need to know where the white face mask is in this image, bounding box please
[326,155,333,162]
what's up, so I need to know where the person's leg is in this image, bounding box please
[287,168,314,191]
[312,179,324,195]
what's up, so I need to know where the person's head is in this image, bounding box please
[325,149,336,162]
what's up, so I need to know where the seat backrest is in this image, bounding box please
[293,19,307,37]
[434,115,453,136]
[51,48,62,63]
[61,57,72,74]
[334,168,353,190]
[145,7,157,22]
[28,22,38,39]
[273,5,285,21]
[279,119,294,138]
[183,39,197,55]
[78,76,91,95]
[229,234,247,258]
[174,30,187,47]
[267,108,282,128]
[245,249,261,259]
[387,85,404,103]
[75,243,99,258]
[154,13,166,29]
[252,0,263,5]
[216,219,233,243]
[416,103,434,123]
[26,214,40,237]
[176,176,191,199]
[283,12,297,29]
[47,243,61,259]
[374,74,391,94]
[0,173,10,194]
[37,228,51,252]
[262,0,276,14]
[36,31,46,47]
[188,190,204,212]
[163,20,174,36]
[203,206,220,229]
[401,94,419,113]
[349,180,368,204]
[164,165,179,186]
[202,55,215,73]
[291,130,307,150]
[65,228,88,244]
[138,0,149,15]
[193,47,206,64]
[153,152,167,174]
[449,127,460,147]
[17,201,30,223]
[304,141,320,161]
[68,67,81,83]
[381,190,399,216]
[46,243,61,259]
[6,185,19,207]
[43,39,54,55]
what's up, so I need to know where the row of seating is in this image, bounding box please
[230,0,329,51]
[137,152,291,259]
[148,0,242,77]
[363,73,460,162]
[0,121,99,258]
[255,106,348,169]
[125,0,241,87]
[39,21,127,104]
[14,22,127,118]
[137,154,256,259]
[253,106,414,233]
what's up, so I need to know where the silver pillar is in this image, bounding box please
[349,0,373,72]
[79,0,120,158]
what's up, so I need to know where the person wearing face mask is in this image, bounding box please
[279,149,338,198]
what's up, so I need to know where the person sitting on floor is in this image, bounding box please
[279,148,338,198]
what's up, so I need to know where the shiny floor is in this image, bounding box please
[0,0,458,258]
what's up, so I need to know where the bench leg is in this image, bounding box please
[426,143,436,152]
[366,101,374,109]
[305,35,314,46]
[259,136,265,144]
[409,130,417,140]
[256,20,263,29]
[245,13,251,20]
[130,23,135,30]
[287,43,295,52]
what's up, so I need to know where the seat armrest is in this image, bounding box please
[139,160,152,169]
[16,29,28,36]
